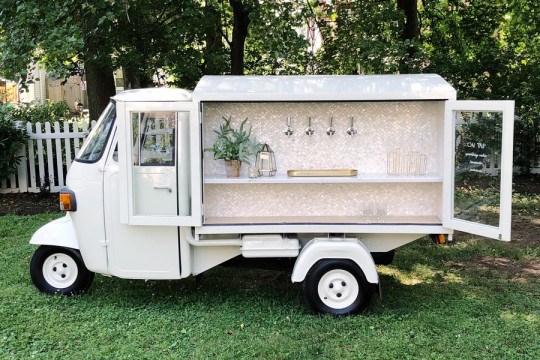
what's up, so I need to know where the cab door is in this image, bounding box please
[117,101,201,226]
[443,100,514,241]
[104,100,200,279]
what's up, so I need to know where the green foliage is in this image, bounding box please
[514,115,540,173]
[0,105,29,180]
[204,116,260,163]
[421,0,510,99]
[312,0,422,75]
[0,0,206,89]
[9,100,71,124]
[243,1,309,75]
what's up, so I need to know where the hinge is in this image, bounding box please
[100,239,110,247]
[200,202,205,224]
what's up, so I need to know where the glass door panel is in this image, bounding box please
[444,101,514,241]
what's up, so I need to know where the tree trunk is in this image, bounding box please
[123,66,141,89]
[397,0,420,72]
[84,60,116,120]
[123,65,153,89]
[203,4,226,75]
[229,0,251,75]
[397,0,419,42]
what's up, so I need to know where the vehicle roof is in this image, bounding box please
[112,88,192,102]
[192,74,457,102]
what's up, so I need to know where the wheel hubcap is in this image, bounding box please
[42,253,78,289]
[318,269,359,309]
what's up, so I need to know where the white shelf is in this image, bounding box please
[203,173,443,184]
[204,215,441,225]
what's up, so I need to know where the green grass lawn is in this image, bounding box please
[1,198,539,359]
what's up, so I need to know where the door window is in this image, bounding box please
[132,112,176,166]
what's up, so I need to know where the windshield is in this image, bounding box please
[76,102,116,163]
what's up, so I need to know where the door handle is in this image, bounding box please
[153,185,172,193]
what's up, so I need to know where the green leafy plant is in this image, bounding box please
[11,100,71,124]
[0,105,29,181]
[204,116,260,163]
[514,114,540,174]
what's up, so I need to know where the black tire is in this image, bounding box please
[303,259,373,315]
[30,246,94,295]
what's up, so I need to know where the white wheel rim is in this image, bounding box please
[42,253,79,289]
[317,269,359,310]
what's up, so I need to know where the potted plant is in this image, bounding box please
[204,116,260,177]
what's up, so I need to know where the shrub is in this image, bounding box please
[514,114,540,174]
[0,104,29,181]
[10,100,70,124]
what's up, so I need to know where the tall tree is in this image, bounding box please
[0,0,204,118]
[0,1,119,119]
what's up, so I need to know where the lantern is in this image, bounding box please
[256,143,277,176]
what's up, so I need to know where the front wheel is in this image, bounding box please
[30,246,94,295]
[303,259,374,315]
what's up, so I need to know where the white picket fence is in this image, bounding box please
[0,120,96,194]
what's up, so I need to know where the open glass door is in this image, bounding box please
[117,101,201,226]
[443,101,514,241]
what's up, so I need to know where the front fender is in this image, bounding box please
[291,238,378,284]
[30,214,79,249]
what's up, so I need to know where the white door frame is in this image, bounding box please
[443,100,514,241]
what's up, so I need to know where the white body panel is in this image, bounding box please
[103,145,181,279]
[132,166,178,216]
[66,159,110,274]
[291,238,379,284]
[30,214,79,249]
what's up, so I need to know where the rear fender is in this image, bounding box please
[29,214,79,249]
[291,238,378,284]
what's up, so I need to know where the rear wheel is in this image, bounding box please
[303,259,373,315]
[30,246,94,295]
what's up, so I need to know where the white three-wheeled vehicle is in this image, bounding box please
[29,75,514,315]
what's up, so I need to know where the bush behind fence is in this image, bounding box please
[0,120,95,194]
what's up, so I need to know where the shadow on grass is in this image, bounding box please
[84,266,305,316]
[72,241,538,319]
